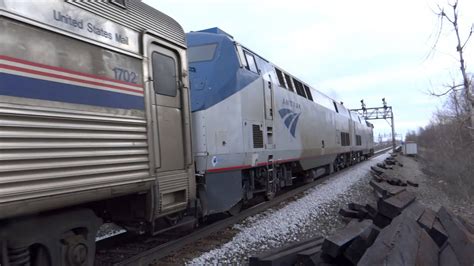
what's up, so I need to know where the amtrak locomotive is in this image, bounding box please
[0,1,373,265]
[187,28,374,215]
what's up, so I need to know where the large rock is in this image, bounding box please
[321,220,372,259]
[377,191,416,219]
[437,206,474,266]
[358,212,423,266]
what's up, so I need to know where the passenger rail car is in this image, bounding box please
[0,1,195,264]
[187,28,374,215]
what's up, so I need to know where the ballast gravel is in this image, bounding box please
[187,154,387,265]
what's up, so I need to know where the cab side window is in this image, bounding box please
[244,51,258,73]
[152,52,177,97]
[275,68,286,88]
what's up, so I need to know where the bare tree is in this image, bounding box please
[432,0,474,137]
[419,3,474,199]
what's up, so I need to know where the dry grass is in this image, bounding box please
[407,112,473,204]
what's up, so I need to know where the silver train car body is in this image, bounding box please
[187,28,374,215]
[0,1,194,264]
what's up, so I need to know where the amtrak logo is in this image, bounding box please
[279,108,301,138]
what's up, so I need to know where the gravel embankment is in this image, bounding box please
[157,154,388,264]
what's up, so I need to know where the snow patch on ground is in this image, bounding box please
[189,154,387,264]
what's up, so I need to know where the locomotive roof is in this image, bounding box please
[196,27,234,39]
[195,29,340,109]
[188,28,370,126]
[69,0,186,48]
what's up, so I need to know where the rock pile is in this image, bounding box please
[248,153,474,266]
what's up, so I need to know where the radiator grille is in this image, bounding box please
[341,132,350,146]
[0,104,151,204]
[252,124,263,149]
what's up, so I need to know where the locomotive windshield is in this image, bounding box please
[188,43,218,63]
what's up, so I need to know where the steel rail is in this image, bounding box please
[106,148,391,266]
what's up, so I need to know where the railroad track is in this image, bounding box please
[95,148,391,266]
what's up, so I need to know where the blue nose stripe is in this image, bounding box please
[278,108,292,118]
[289,113,301,137]
[284,113,297,128]
[279,108,301,138]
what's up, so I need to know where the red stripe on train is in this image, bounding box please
[0,55,143,89]
[204,154,343,173]
[0,63,144,94]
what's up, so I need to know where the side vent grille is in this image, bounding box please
[341,132,350,146]
[252,125,263,148]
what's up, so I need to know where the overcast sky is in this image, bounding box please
[144,0,474,140]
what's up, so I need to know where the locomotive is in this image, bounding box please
[187,28,374,215]
[0,1,373,265]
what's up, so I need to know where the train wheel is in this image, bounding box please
[63,232,90,266]
[0,209,101,266]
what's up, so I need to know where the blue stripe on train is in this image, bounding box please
[0,73,145,110]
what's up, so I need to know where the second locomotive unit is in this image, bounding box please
[187,28,374,215]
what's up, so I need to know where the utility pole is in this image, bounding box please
[351,98,397,152]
